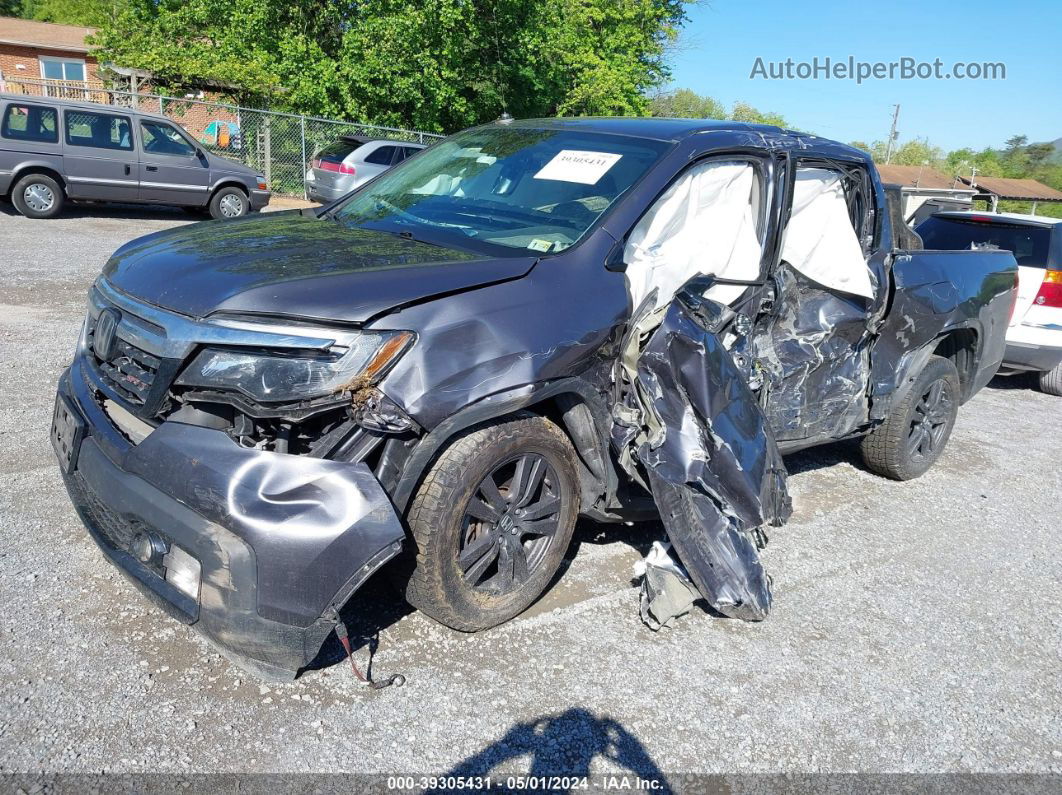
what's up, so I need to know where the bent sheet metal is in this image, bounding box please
[615,290,791,621]
[634,541,700,630]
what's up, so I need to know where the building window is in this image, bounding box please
[39,57,86,82]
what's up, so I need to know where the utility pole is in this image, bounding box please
[884,104,900,164]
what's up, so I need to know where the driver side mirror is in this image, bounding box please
[605,243,628,273]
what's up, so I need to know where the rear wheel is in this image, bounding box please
[861,355,960,480]
[1040,363,1062,396]
[208,186,248,219]
[403,414,580,631]
[12,173,64,219]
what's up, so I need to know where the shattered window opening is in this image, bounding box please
[780,165,877,300]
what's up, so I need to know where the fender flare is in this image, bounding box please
[887,320,982,411]
[389,377,616,515]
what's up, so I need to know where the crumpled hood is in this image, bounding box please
[102,211,537,324]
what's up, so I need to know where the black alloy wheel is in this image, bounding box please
[401,413,581,631]
[906,378,954,462]
[459,453,563,594]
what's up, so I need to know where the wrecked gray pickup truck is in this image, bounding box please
[52,118,1018,680]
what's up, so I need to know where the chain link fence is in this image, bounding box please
[2,77,443,196]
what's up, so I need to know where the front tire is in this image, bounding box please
[12,173,64,219]
[861,355,960,480]
[1039,363,1062,396]
[404,414,580,631]
[208,186,248,219]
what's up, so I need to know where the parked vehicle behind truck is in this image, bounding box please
[52,118,1018,680]
[305,135,426,203]
[0,93,270,219]
[915,211,1062,395]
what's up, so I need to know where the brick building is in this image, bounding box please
[0,17,102,92]
[0,16,240,147]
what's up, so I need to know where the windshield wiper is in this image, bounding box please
[371,227,449,249]
[373,198,478,237]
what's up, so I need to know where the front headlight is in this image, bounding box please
[175,330,414,403]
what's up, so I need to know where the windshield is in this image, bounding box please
[331,127,670,256]
[916,216,1051,267]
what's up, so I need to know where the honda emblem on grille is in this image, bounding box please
[93,308,121,361]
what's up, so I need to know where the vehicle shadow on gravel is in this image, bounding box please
[984,372,1040,391]
[303,574,415,675]
[441,707,671,787]
[303,440,880,680]
[783,438,864,476]
[568,517,661,560]
[0,199,196,222]
[303,518,665,677]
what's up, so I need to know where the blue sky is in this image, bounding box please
[665,0,1060,151]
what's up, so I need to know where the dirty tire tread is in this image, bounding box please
[1039,363,1062,396]
[404,413,580,632]
[860,355,960,481]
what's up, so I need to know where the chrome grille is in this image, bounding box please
[86,317,161,406]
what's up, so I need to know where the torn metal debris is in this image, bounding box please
[633,541,699,630]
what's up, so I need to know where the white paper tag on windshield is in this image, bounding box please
[534,150,622,185]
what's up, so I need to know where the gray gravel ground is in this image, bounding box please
[0,201,1060,785]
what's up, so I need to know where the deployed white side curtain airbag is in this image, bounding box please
[781,168,875,299]
[624,161,762,310]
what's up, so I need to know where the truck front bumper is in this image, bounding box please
[54,360,405,680]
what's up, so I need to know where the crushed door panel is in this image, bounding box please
[613,290,791,621]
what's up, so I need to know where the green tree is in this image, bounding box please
[1025,142,1054,169]
[648,89,787,127]
[1004,134,1028,153]
[0,0,22,16]
[91,0,692,132]
[852,137,941,165]
[730,101,786,127]
[886,138,943,166]
[18,0,137,25]
[649,88,726,119]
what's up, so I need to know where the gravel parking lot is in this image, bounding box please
[1,202,1060,784]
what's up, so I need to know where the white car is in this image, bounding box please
[916,211,1062,395]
